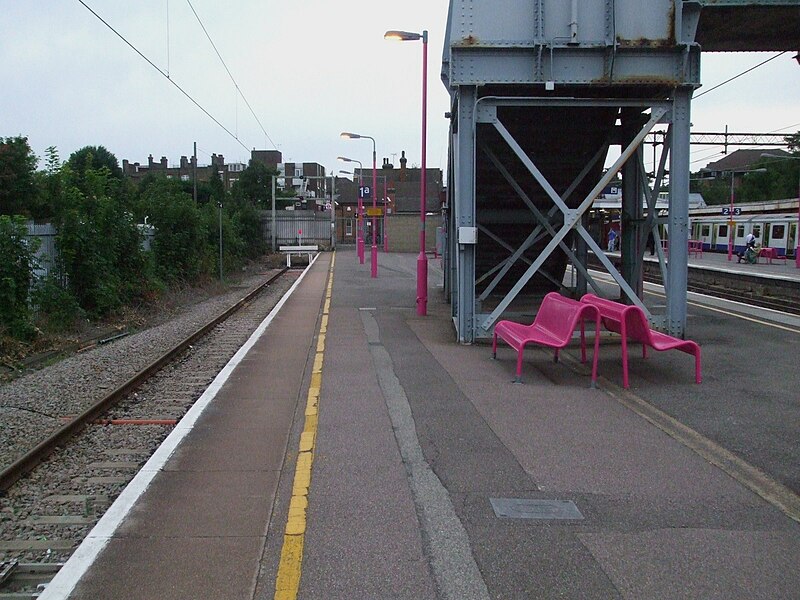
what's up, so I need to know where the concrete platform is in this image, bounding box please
[43,249,800,600]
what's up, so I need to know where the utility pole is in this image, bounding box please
[192,142,197,203]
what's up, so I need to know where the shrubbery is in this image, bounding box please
[0,141,274,341]
[0,215,39,340]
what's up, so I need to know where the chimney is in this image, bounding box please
[399,151,407,181]
[148,154,154,169]
[160,156,168,169]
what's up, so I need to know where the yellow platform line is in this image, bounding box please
[274,253,335,600]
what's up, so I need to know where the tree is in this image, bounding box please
[140,178,211,283]
[233,160,278,206]
[0,215,40,339]
[0,136,38,217]
[32,146,62,219]
[53,163,148,316]
[66,145,123,185]
[785,131,800,154]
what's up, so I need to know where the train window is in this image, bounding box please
[737,225,745,237]
[701,225,710,237]
[718,224,728,237]
[773,225,785,239]
[753,225,761,237]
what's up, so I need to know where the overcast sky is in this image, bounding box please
[2,2,798,180]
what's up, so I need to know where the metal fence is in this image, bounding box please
[23,214,328,279]
[26,222,58,279]
[262,210,334,248]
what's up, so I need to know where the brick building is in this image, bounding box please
[122,150,328,199]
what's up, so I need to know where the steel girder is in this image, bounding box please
[446,93,693,343]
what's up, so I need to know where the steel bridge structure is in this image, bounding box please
[441,0,800,343]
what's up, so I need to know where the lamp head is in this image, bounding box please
[337,156,352,163]
[384,30,422,42]
[340,132,361,140]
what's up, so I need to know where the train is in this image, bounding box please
[689,199,799,257]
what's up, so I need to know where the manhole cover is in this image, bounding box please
[490,498,584,520]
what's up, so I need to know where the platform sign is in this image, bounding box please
[366,207,383,216]
[359,186,372,199]
[721,207,741,216]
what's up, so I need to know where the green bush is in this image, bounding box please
[141,178,211,283]
[0,215,39,340]
[31,276,84,332]
[52,165,149,317]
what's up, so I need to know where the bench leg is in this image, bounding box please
[621,334,630,389]
[695,347,702,384]
[590,317,600,388]
[514,348,525,384]
[286,254,291,268]
[491,333,498,359]
[579,319,587,363]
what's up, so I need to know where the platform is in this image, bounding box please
[43,249,800,599]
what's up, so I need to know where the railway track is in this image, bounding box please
[586,255,800,315]
[0,267,298,598]
[642,272,800,315]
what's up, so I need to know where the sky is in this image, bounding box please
[2,1,798,181]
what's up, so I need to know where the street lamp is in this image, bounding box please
[341,132,378,278]
[338,155,364,264]
[726,167,767,261]
[385,29,428,316]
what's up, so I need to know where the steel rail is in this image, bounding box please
[0,268,288,494]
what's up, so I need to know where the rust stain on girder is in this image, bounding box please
[616,36,674,48]
[456,35,480,46]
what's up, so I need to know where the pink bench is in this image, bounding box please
[688,239,703,258]
[492,292,601,387]
[579,293,701,389]
[759,247,786,264]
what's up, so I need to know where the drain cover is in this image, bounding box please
[490,498,584,520]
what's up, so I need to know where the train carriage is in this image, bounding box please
[690,213,796,257]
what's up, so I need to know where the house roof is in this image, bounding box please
[702,148,791,173]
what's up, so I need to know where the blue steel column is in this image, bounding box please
[621,110,645,301]
[455,85,477,343]
[442,129,458,308]
[667,88,692,338]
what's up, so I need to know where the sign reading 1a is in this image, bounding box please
[359,186,372,199]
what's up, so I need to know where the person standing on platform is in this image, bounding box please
[647,231,655,256]
[607,228,617,252]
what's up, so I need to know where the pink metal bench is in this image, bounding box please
[688,239,703,258]
[579,293,701,389]
[759,247,786,264]
[492,292,601,387]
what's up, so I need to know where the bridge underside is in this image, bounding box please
[442,0,799,344]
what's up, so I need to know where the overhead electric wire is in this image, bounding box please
[694,52,788,99]
[185,0,277,150]
[76,0,250,152]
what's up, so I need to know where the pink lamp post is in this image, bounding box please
[383,177,389,252]
[727,172,736,261]
[338,155,364,264]
[341,133,379,278]
[385,29,428,316]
